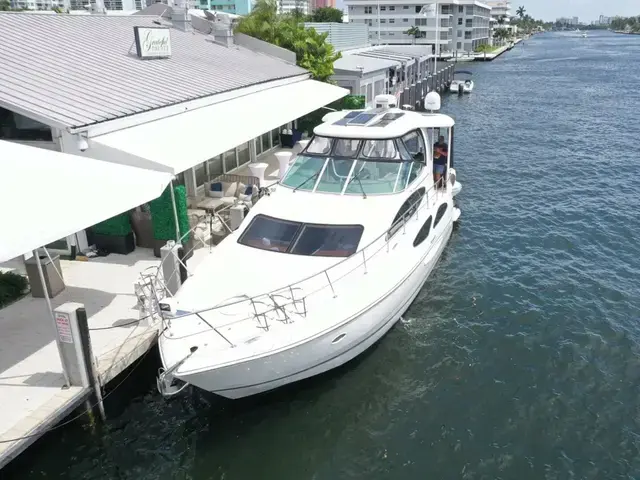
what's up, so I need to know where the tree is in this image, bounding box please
[235,0,341,82]
[497,15,506,26]
[0,0,11,11]
[310,7,343,23]
[405,26,421,44]
[516,5,525,19]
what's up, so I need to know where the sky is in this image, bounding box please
[336,0,639,23]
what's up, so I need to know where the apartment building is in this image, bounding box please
[278,0,310,15]
[344,0,491,54]
[312,0,336,8]
[485,0,510,21]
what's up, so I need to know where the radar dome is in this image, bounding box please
[424,92,441,112]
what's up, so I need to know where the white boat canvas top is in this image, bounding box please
[315,109,454,139]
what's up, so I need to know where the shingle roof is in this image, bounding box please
[0,13,306,128]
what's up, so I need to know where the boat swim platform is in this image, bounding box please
[0,247,211,469]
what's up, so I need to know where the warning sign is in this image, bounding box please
[55,312,73,344]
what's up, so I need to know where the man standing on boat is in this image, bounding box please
[433,135,448,188]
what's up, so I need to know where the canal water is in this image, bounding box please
[6,31,640,479]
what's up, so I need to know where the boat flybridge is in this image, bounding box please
[155,92,462,399]
[449,71,474,94]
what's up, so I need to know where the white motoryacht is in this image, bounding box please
[449,71,474,94]
[154,93,461,399]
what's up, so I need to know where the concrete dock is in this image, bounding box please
[0,149,289,469]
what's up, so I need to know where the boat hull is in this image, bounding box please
[175,221,454,399]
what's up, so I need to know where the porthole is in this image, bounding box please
[413,216,433,247]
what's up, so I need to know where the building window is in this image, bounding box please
[458,5,463,13]
[389,18,395,24]
[466,19,472,27]
[380,5,385,10]
[224,149,237,172]
[457,30,462,37]
[368,19,373,26]
[381,18,386,23]
[465,31,472,39]
[415,5,420,13]
[238,142,250,166]
[271,129,280,148]
[458,17,462,25]
[403,5,408,9]
[457,42,462,49]
[364,6,372,14]
[261,132,271,153]
[0,108,52,141]
[207,155,223,180]
[467,6,474,15]
[403,18,408,22]
[389,5,395,10]
[195,162,207,186]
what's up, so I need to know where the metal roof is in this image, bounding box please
[333,54,401,74]
[0,13,306,128]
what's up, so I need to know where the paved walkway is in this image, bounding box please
[0,247,210,467]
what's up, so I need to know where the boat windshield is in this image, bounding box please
[281,135,424,195]
[238,214,364,257]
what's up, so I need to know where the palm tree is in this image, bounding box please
[405,26,421,44]
[516,5,525,19]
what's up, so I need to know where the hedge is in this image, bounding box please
[92,212,132,236]
[149,185,190,243]
[0,271,29,308]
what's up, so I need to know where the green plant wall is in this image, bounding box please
[149,185,190,243]
[92,212,132,236]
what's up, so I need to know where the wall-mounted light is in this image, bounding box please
[76,133,89,152]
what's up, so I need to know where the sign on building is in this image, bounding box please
[134,26,172,60]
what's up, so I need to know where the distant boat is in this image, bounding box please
[581,32,588,38]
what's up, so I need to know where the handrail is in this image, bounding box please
[143,172,454,337]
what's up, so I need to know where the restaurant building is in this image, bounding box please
[0,11,347,257]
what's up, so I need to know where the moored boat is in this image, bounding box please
[153,93,462,399]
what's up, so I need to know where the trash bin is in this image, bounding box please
[24,254,65,298]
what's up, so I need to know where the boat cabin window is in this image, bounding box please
[238,214,363,257]
[387,187,426,238]
[333,139,361,158]
[361,139,398,159]
[307,136,334,155]
[282,133,428,195]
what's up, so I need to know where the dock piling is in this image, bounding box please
[53,303,106,421]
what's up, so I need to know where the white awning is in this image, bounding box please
[0,140,173,262]
[91,79,349,175]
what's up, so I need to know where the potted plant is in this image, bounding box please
[90,212,135,255]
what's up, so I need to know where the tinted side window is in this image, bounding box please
[388,187,426,238]
[433,203,448,228]
[413,216,433,247]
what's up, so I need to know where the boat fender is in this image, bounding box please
[458,83,464,95]
[449,168,456,186]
